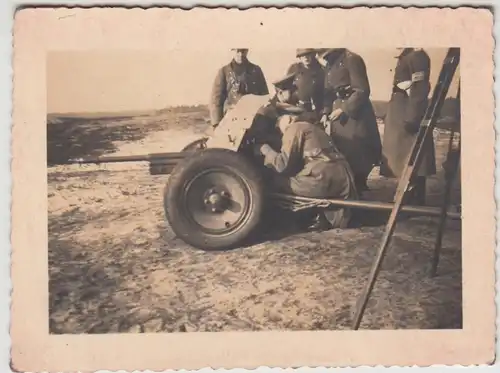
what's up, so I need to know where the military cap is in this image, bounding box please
[296,48,317,57]
[272,71,296,91]
[231,48,249,52]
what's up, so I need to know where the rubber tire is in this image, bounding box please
[164,148,266,251]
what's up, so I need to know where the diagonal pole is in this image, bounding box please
[430,82,461,277]
[351,48,461,330]
[431,134,461,276]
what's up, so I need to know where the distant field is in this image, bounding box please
[48,96,459,127]
[47,105,208,121]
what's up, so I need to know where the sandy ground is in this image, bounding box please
[47,107,462,334]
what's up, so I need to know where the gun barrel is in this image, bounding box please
[66,152,188,165]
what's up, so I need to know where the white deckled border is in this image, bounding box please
[10,7,496,371]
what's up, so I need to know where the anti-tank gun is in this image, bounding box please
[60,95,285,251]
[58,93,460,252]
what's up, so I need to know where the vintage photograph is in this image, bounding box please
[46,46,462,334]
[11,7,495,371]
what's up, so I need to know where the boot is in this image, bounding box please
[411,176,427,206]
[354,174,369,194]
[306,210,332,232]
[400,177,426,220]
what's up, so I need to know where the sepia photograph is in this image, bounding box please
[46,46,463,334]
[10,6,495,372]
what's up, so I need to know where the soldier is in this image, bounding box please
[380,48,436,206]
[317,48,382,194]
[285,48,325,122]
[209,48,269,128]
[258,71,316,123]
[253,72,313,154]
[252,72,299,152]
[255,114,359,231]
[270,71,299,105]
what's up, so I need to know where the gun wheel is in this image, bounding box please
[164,148,266,251]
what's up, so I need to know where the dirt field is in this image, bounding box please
[47,106,462,334]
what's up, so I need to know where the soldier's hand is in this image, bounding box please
[253,143,264,157]
[328,108,344,122]
[320,115,331,135]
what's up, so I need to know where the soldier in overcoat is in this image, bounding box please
[285,49,325,122]
[209,49,269,128]
[317,48,382,194]
[255,114,359,231]
[380,48,436,205]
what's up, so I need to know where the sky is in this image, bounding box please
[47,48,459,114]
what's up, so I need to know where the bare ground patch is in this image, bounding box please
[47,110,462,333]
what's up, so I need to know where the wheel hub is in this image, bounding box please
[204,188,230,213]
[183,168,252,235]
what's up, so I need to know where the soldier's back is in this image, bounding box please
[287,120,336,153]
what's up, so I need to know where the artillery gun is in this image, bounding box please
[63,93,460,252]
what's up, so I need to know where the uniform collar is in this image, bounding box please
[230,58,250,73]
[300,58,321,70]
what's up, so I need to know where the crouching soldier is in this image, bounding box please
[255,114,359,231]
[254,72,325,154]
[317,48,382,194]
[209,48,269,128]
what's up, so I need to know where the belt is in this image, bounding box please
[298,100,314,111]
[335,86,353,100]
[336,92,352,100]
[305,151,346,164]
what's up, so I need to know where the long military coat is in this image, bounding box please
[209,59,269,126]
[322,49,382,179]
[260,120,358,228]
[380,48,437,178]
[286,60,325,121]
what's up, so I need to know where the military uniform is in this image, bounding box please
[320,48,382,191]
[260,71,317,124]
[252,72,312,156]
[259,119,358,229]
[209,58,269,127]
[381,48,436,178]
[286,49,325,122]
[380,48,436,205]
